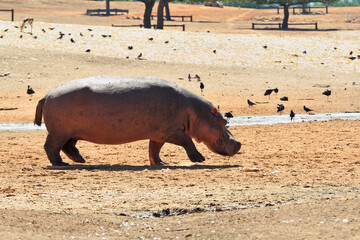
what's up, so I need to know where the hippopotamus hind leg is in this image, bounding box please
[165,131,205,163]
[149,140,168,166]
[44,134,69,166]
[62,139,86,163]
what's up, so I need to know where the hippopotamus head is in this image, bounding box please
[194,107,241,156]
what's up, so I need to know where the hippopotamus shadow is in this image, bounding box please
[44,164,243,172]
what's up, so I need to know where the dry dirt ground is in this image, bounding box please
[0,1,360,239]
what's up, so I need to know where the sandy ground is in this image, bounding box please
[0,1,360,239]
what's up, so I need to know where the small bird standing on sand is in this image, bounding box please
[350,51,353,55]
[137,53,142,59]
[277,104,285,113]
[290,110,295,121]
[85,49,91,53]
[148,37,153,41]
[264,89,273,99]
[57,32,65,39]
[303,105,313,113]
[188,74,191,82]
[280,96,288,101]
[70,38,75,43]
[41,29,46,33]
[27,85,35,95]
[224,112,233,121]
[200,82,204,92]
[80,32,83,37]
[247,99,256,107]
[303,50,307,54]
[128,46,133,50]
[263,44,268,49]
[273,88,279,95]
[195,74,201,82]
[322,89,331,101]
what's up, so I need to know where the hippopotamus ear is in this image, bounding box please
[211,107,220,117]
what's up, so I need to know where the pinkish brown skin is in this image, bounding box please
[34,76,241,166]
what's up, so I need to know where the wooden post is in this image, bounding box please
[11,9,14,21]
[182,24,185,31]
[252,23,255,29]
[279,23,281,29]
[315,22,318,30]
[293,7,295,14]
[326,6,328,14]
[277,6,279,14]
[190,15,192,22]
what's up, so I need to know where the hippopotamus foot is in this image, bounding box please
[44,134,69,166]
[164,131,205,164]
[149,140,169,165]
[62,139,86,163]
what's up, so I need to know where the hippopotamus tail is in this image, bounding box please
[34,98,45,126]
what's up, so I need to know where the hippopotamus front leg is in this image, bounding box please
[149,140,168,166]
[163,130,205,163]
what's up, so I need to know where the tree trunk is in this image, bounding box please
[157,0,166,29]
[302,3,309,14]
[106,0,110,16]
[282,4,289,30]
[143,0,155,28]
[165,3,171,21]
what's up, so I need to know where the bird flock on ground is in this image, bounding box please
[0,24,345,124]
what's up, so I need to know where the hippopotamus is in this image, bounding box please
[34,76,241,166]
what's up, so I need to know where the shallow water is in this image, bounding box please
[0,112,359,131]
[227,112,360,127]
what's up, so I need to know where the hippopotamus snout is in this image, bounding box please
[209,128,241,157]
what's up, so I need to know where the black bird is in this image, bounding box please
[70,38,75,43]
[349,56,356,60]
[33,36,37,39]
[213,50,216,54]
[247,99,256,107]
[273,88,279,94]
[276,104,285,113]
[188,74,191,82]
[334,47,337,50]
[200,82,204,92]
[224,112,233,120]
[322,89,331,101]
[303,50,307,54]
[85,49,91,53]
[148,37,153,41]
[49,27,55,30]
[280,96,288,101]
[57,32,65,39]
[264,89,273,98]
[4,29,8,32]
[88,28,93,31]
[165,41,169,44]
[303,105,313,113]
[263,44,268,49]
[102,34,108,38]
[128,46,133,50]
[19,35,23,38]
[137,53,142,59]
[290,110,295,121]
[41,29,46,33]
[349,51,353,55]
[80,32,83,37]
[27,85,35,95]
[195,74,201,82]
